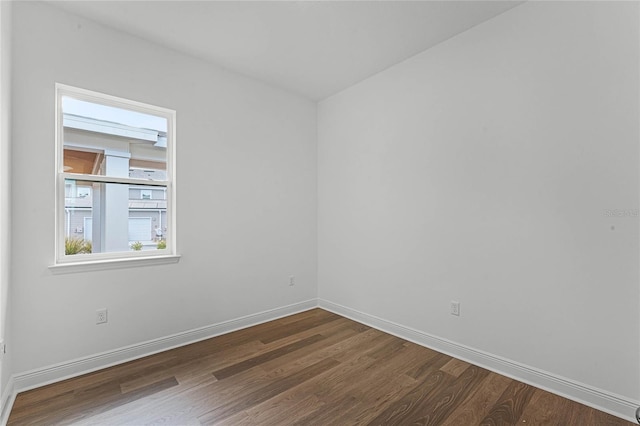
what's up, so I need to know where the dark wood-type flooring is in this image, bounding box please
[8,309,634,425]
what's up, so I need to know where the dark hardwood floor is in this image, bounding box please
[8,309,634,425]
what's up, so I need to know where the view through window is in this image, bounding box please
[56,85,175,263]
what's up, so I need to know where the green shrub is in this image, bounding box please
[65,237,91,255]
[157,239,166,250]
[130,241,143,251]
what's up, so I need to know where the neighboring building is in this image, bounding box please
[65,184,167,247]
[63,112,168,251]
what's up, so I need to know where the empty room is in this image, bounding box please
[0,0,639,424]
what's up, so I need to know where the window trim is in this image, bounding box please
[49,254,181,274]
[52,83,178,271]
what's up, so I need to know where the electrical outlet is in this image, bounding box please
[289,275,295,286]
[451,301,460,316]
[96,308,108,324]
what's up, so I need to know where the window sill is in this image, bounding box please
[49,254,181,274]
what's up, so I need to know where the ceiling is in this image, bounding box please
[48,1,523,101]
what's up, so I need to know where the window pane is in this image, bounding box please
[61,96,167,181]
[64,179,168,254]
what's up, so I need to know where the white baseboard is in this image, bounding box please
[11,299,317,395]
[318,298,639,424]
[4,298,638,424]
[0,376,15,426]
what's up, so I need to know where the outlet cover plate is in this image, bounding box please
[451,301,460,316]
[96,308,108,324]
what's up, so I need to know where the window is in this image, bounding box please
[54,84,177,268]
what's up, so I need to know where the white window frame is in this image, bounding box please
[51,84,179,273]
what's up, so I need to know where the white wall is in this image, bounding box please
[6,0,640,421]
[319,0,639,407]
[11,1,317,375]
[0,0,13,407]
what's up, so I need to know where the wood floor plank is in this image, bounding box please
[405,349,450,381]
[198,357,340,424]
[517,388,571,425]
[330,329,391,363]
[88,381,210,425]
[347,374,421,425]
[440,357,472,377]
[119,355,192,394]
[562,398,633,426]
[409,364,491,425]
[69,326,372,424]
[246,320,364,374]
[177,315,353,382]
[219,330,404,425]
[125,368,277,425]
[8,309,635,426]
[309,343,435,425]
[11,376,179,425]
[10,351,174,411]
[291,349,413,423]
[276,307,337,325]
[265,336,408,425]
[365,369,455,425]
[440,371,512,426]
[211,334,326,380]
[140,327,371,424]
[214,393,324,426]
[258,310,342,344]
[479,380,537,425]
[292,395,361,426]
